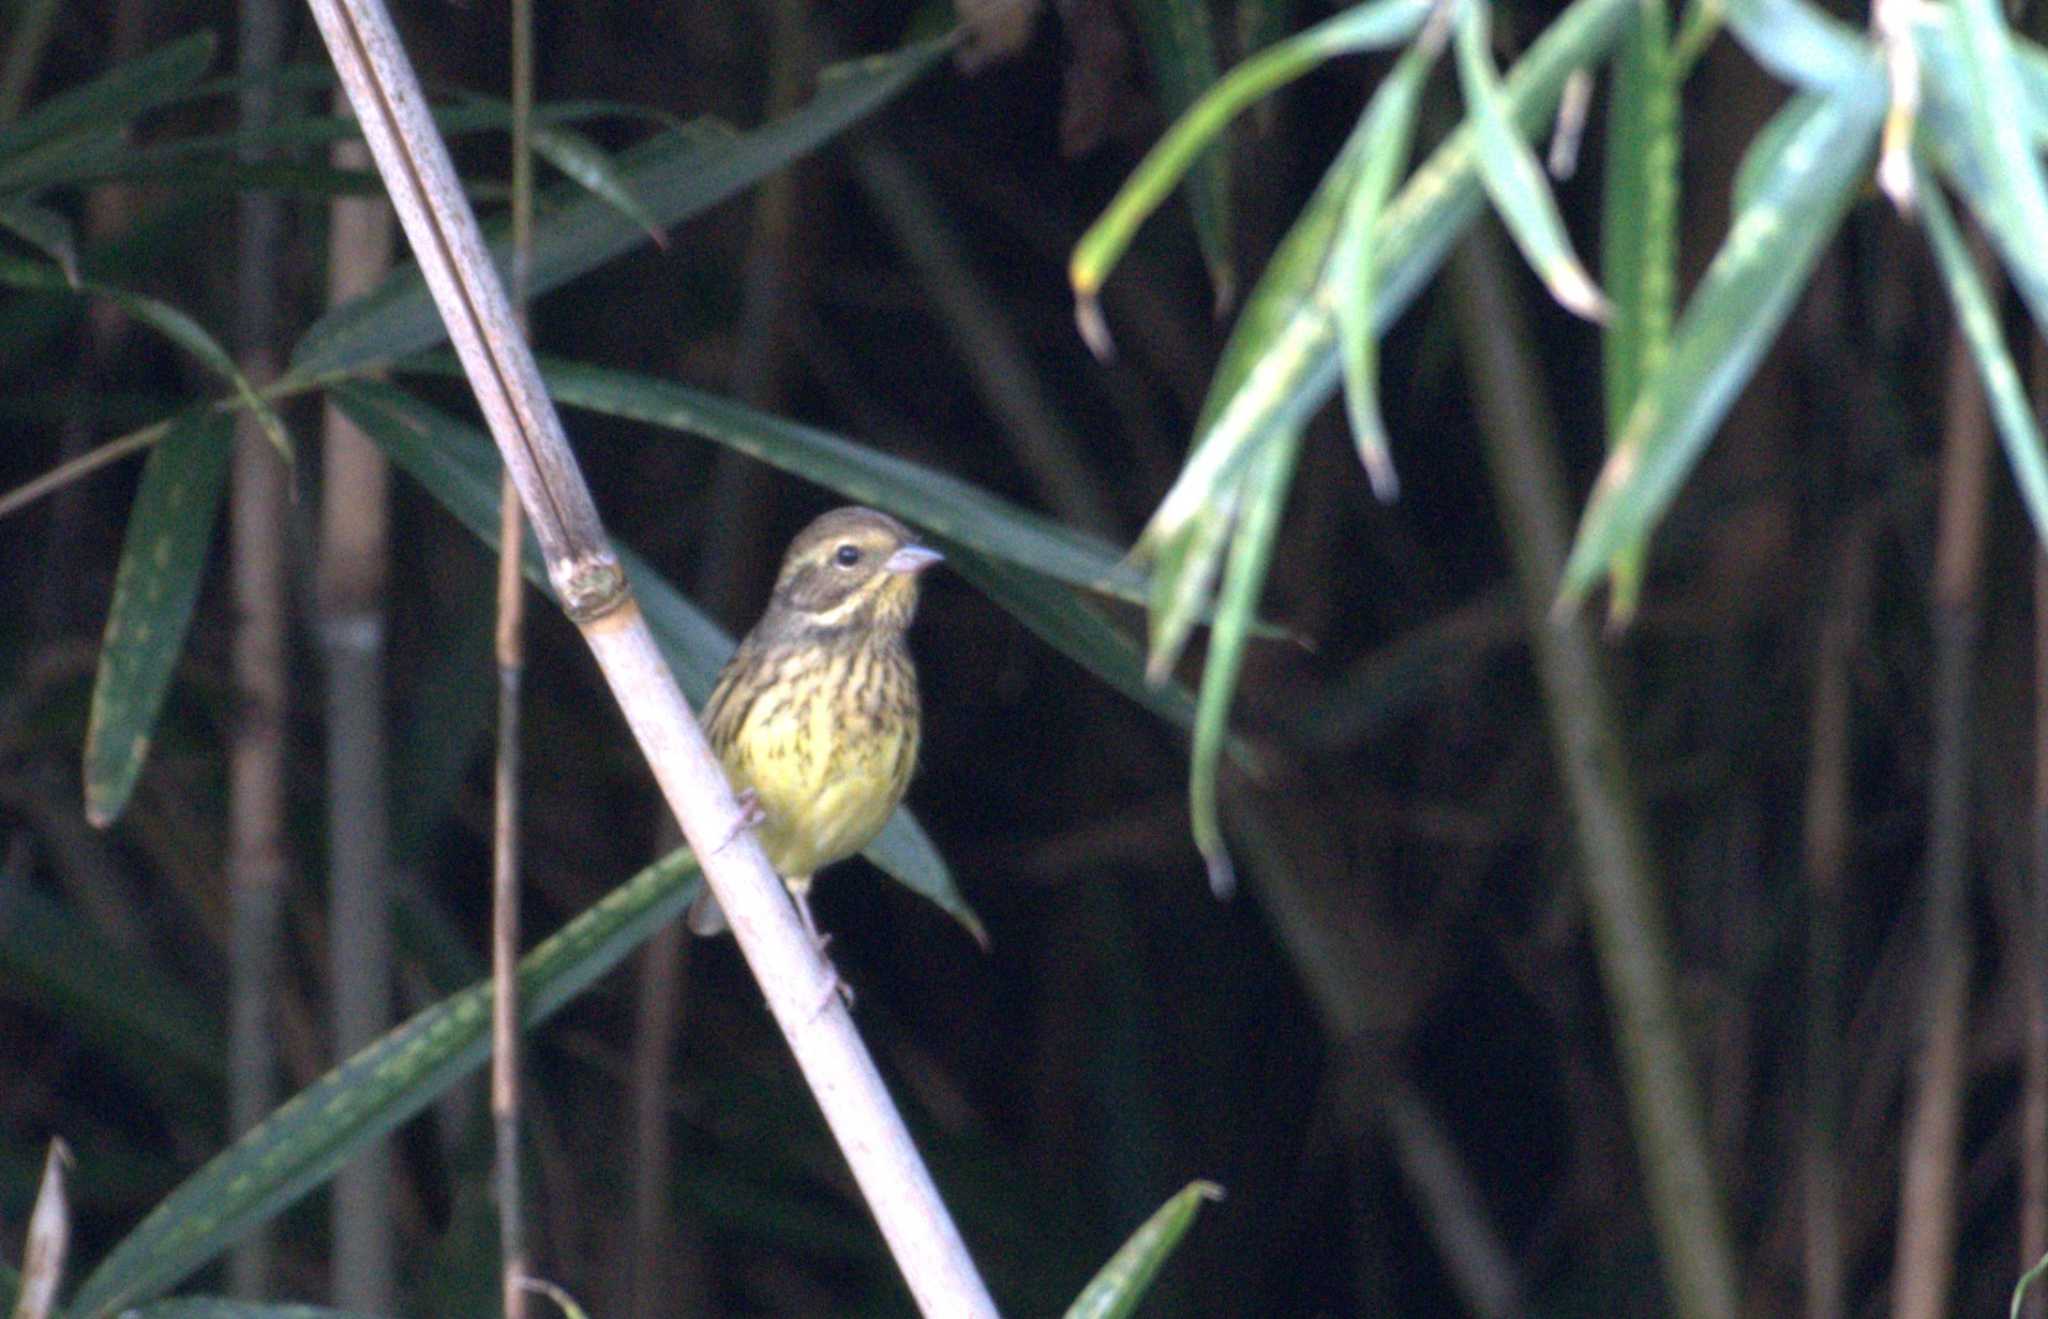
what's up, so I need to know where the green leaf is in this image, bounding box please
[291,35,953,378]
[1455,0,1609,322]
[0,257,292,463]
[123,1303,378,1318]
[941,545,1202,737]
[1597,0,1679,617]
[1559,82,1881,602]
[0,882,223,1095]
[0,32,216,167]
[1131,0,1235,310]
[1939,0,2048,343]
[2017,1248,2048,1319]
[519,355,1147,605]
[66,848,704,1319]
[0,199,78,283]
[1331,28,1441,499]
[327,382,983,942]
[532,124,668,247]
[1071,0,1432,337]
[1064,1180,1225,1319]
[83,410,234,826]
[1135,0,1636,677]
[1717,0,1871,92]
[1190,428,1301,896]
[1919,166,2048,544]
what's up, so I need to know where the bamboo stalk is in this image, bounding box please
[229,0,290,1296]
[492,2,537,1313]
[1892,307,1992,1319]
[1446,223,1739,1319]
[319,99,398,1312]
[297,2,995,1311]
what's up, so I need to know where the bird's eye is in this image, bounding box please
[833,544,863,567]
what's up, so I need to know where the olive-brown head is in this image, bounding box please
[752,506,942,645]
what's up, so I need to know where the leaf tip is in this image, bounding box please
[1203,849,1236,900]
[1076,294,1116,362]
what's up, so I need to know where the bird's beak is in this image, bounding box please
[884,544,944,576]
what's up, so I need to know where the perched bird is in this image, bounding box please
[687,506,942,942]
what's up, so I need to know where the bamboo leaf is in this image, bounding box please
[1137,0,1636,677]
[83,410,234,826]
[1131,0,1236,310]
[1717,0,1871,92]
[2017,1249,2048,1319]
[1332,30,1441,500]
[0,32,216,167]
[0,257,292,462]
[291,35,953,378]
[1938,0,2048,343]
[123,1304,377,1318]
[1919,166,2048,543]
[1064,1181,1225,1319]
[1190,428,1301,896]
[532,124,668,248]
[0,200,78,284]
[941,546,1203,737]
[1072,0,1433,345]
[328,382,984,942]
[66,849,704,1318]
[518,355,1146,605]
[1560,83,1882,602]
[1597,0,1678,617]
[1455,0,1610,322]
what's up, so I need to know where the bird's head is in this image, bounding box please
[763,506,942,640]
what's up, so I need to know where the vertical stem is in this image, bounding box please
[1799,520,1872,1319]
[320,92,398,1311]
[1892,313,1991,1319]
[2021,342,2048,1319]
[493,3,536,1315]
[1446,225,1739,1319]
[229,0,288,1297]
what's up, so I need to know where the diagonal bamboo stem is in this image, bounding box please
[298,2,995,1312]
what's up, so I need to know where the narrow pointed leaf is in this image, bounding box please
[1064,1181,1225,1319]
[2017,1249,2048,1319]
[0,258,292,462]
[532,124,668,247]
[328,382,982,941]
[1597,0,1678,616]
[1940,0,2048,342]
[83,410,234,826]
[1560,83,1881,601]
[1919,167,2048,542]
[1332,33,1439,500]
[942,545,1202,736]
[66,849,703,1319]
[0,200,78,284]
[1455,0,1610,322]
[1190,428,1301,896]
[1718,0,1870,92]
[0,32,216,165]
[1136,0,1635,679]
[291,35,952,378]
[124,1304,377,1318]
[521,355,1147,605]
[1071,0,1433,312]
[1131,0,1235,309]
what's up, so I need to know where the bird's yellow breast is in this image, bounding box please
[708,638,918,880]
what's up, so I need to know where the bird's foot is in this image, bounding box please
[796,888,855,1014]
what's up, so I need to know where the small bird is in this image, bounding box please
[687,506,942,943]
